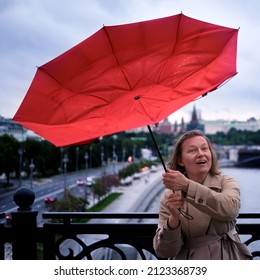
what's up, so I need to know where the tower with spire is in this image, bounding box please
[186,105,204,132]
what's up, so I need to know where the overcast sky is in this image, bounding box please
[1,0,259,125]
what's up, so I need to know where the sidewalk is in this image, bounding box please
[102,167,164,213]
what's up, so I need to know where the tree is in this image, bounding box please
[0,135,19,186]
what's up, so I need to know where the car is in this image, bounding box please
[133,173,141,180]
[150,165,158,172]
[86,176,97,186]
[44,197,57,204]
[76,179,85,186]
[5,213,12,224]
[120,176,133,186]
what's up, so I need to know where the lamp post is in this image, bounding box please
[122,147,126,162]
[133,145,136,162]
[101,146,104,165]
[76,147,79,172]
[84,152,89,201]
[101,146,104,174]
[89,145,92,170]
[84,152,89,178]
[29,159,35,189]
[112,144,118,174]
[18,148,23,188]
[63,154,68,196]
[60,148,64,174]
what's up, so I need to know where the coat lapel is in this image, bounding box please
[181,174,222,238]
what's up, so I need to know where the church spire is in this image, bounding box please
[191,105,198,123]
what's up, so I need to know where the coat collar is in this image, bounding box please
[203,173,222,192]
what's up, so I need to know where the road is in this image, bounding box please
[0,162,126,223]
[2,164,164,259]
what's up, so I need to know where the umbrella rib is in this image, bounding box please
[38,66,64,87]
[173,30,237,94]
[103,26,133,91]
[37,66,76,123]
[156,13,182,84]
[170,13,182,57]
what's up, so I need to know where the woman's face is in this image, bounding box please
[178,136,212,182]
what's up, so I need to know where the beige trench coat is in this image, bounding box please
[153,173,252,260]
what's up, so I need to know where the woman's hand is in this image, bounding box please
[162,169,189,193]
[165,192,184,229]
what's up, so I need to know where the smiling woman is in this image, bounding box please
[153,130,252,260]
[175,134,213,184]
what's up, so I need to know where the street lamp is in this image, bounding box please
[101,146,104,165]
[76,147,79,172]
[60,148,64,174]
[29,159,35,189]
[18,148,23,188]
[122,147,126,162]
[89,145,92,170]
[84,152,89,178]
[84,152,89,201]
[112,144,118,174]
[63,154,69,196]
[133,145,136,162]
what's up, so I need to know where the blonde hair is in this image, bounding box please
[168,130,220,176]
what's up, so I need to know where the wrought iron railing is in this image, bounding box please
[1,188,260,260]
[41,212,159,260]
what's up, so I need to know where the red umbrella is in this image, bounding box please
[14,13,238,149]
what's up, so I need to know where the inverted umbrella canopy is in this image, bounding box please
[14,13,238,147]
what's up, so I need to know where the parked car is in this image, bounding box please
[120,176,133,186]
[150,165,158,172]
[133,173,141,180]
[86,176,97,186]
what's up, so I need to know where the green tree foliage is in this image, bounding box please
[206,129,260,145]
[45,192,88,212]
[92,174,120,201]
[2,128,260,189]
[0,134,19,186]
[118,160,156,179]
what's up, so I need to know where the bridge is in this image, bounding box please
[1,187,260,260]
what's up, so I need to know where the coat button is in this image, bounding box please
[198,198,203,203]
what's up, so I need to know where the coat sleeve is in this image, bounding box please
[186,175,240,221]
[153,191,184,259]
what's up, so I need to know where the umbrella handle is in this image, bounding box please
[147,125,193,220]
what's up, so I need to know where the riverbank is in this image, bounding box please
[102,167,163,213]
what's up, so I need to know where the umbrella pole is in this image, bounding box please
[147,125,193,220]
[147,125,167,172]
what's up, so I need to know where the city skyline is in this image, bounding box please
[1,104,259,125]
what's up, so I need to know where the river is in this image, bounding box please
[221,167,260,213]
[148,167,260,214]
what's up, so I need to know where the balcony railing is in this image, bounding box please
[1,188,260,260]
